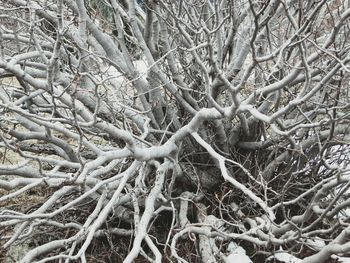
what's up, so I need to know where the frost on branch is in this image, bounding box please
[0,0,350,262]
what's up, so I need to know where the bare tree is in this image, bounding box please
[0,0,350,262]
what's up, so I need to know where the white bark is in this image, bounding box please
[0,0,350,262]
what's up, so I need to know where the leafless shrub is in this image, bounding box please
[0,0,350,262]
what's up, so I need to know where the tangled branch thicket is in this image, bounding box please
[0,0,350,262]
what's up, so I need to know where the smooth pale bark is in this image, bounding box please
[0,1,349,262]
